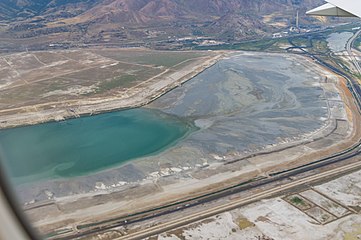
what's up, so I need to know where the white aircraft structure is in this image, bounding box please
[307,0,361,18]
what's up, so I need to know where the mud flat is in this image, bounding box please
[12,52,361,237]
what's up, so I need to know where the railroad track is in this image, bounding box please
[346,30,361,76]
[117,159,361,240]
[55,138,360,240]
[53,33,361,240]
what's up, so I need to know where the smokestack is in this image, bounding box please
[296,10,299,30]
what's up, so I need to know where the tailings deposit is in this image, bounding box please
[1,53,332,190]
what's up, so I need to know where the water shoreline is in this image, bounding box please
[1,51,346,186]
[14,52,361,236]
[1,108,198,185]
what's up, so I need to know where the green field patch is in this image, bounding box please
[237,217,255,230]
[0,49,214,112]
[284,194,314,211]
[96,74,137,93]
[94,50,207,68]
[195,39,278,51]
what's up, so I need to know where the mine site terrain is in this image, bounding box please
[7,49,359,239]
[0,1,361,240]
[0,9,360,239]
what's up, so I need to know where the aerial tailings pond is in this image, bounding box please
[0,109,193,184]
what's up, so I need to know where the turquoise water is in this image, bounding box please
[0,109,192,184]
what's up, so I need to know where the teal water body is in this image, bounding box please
[0,109,193,184]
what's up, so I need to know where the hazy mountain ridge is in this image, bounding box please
[0,0,97,20]
[0,0,326,49]
[0,0,320,20]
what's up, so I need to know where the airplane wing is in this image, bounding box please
[307,0,361,18]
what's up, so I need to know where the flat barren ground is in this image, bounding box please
[0,48,222,128]
[155,168,361,240]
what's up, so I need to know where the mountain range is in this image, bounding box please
[0,0,328,49]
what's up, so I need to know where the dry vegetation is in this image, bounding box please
[0,48,221,127]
